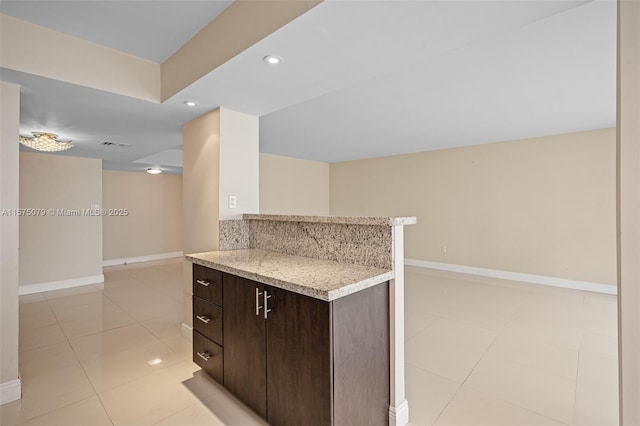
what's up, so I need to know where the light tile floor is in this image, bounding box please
[0,261,618,425]
[405,266,619,426]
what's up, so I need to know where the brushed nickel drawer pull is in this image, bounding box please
[196,315,211,324]
[197,351,211,361]
[196,279,210,287]
[264,290,272,320]
[255,287,263,316]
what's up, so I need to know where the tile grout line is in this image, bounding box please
[572,351,581,425]
[462,384,572,426]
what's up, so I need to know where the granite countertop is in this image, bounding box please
[242,214,417,226]
[186,249,394,301]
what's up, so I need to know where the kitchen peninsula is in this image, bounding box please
[186,214,416,426]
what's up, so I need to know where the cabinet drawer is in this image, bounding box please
[193,264,222,306]
[193,330,223,384]
[193,296,223,346]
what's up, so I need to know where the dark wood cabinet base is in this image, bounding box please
[193,265,389,426]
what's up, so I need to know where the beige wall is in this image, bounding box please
[102,170,183,261]
[183,110,220,255]
[219,108,260,220]
[618,0,640,422]
[260,153,330,215]
[0,15,160,102]
[19,152,103,286]
[182,108,261,329]
[331,128,617,286]
[182,109,221,329]
[0,83,20,392]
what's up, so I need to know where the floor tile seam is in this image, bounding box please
[456,331,499,387]
[61,318,140,342]
[462,357,578,425]
[473,355,580,384]
[459,384,572,426]
[428,378,464,425]
[404,361,464,387]
[95,360,195,402]
[13,394,101,425]
[414,310,506,335]
[496,328,584,353]
[148,402,201,426]
[51,304,126,327]
[577,348,619,363]
[19,321,70,354]
[18,340,81,377]
[67,321,162,366]
[138,320,181,344]
[96,340,186,388]
[571,351,582,425]
[17,318,62,334]
[488,332,582,359]
[47,298,107,316]
[94,393,117,426]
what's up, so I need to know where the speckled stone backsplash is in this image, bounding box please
[219,220,250,250]
[219,215,405,269]
[249,221,392,269]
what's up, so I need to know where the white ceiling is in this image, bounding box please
[0,0,616,172]
[0,0,232,62]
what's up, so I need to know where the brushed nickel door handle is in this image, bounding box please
[255,287,264,316]
[264,290,272,320]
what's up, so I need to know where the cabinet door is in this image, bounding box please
[265,286,332,426]
[222,274,267,418]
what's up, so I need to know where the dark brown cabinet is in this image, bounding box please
[265,285,332,426]
[192,264,224,385]
[222,274,267,418]
[193,264,389,426]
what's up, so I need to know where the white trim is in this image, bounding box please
[103,251,184,267]
[19,274,104,296]
[0,378,21,405]
[181,323,193,342]
[405,259,617,295]
[389,399,409,426]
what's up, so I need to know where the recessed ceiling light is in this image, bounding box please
[184,101,197,107]
[263,55,282,65]
[147,358,163,366]
[146,167,162,175]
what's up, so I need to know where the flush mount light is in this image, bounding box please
[146,167,162,175]
[19,132,73,152]
[147,358,163,366]
[184,101,197,107]
[263,55,282,65]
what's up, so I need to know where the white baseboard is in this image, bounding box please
[0,378,21,405]
[405,259,617,295]
[389,400,409,426]
[19,274,105,296]
[181,323,193,342]
[103,251,184,267]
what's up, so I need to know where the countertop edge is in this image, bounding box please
[241,214,417,226]
[186,253,395,301]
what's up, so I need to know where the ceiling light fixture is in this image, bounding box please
[184,101,197,107]
[263,55,282,65]
[19,132,73,152]
[146,167,162,175]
